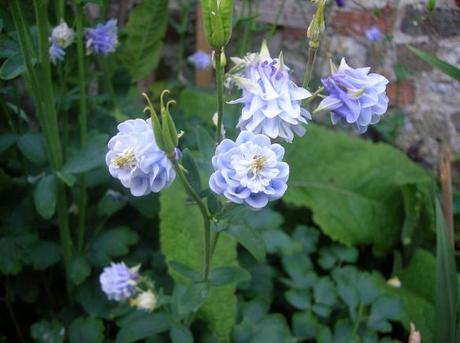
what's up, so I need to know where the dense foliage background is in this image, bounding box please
[0,0,459,342]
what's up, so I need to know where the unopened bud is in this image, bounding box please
[307,0,326,48]
[201,0,234,49]
[130,290,158,312]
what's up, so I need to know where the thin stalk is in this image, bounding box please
[215,49,224,142]
[239,0,252,55]
[302,46,318,89]
[76,5,88,252]
[266,0,287,39]
[303,86,324,106]
[171,159,212,280]
[177,6,188,79]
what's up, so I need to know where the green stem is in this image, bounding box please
[351,304,364,336]
[171,159,211,281]
[303,86,324,107]
[266,0,287,39]
[76,5,88,252]
[302,46,318,89]
[215,49,224,142]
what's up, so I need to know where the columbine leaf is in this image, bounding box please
[34,175,58,219]
[226,224,266,261]
[69,317,104,343]
[89,227,139,266]
[116,311,170,343]
[17,132,47,166]
[62,133,108,175]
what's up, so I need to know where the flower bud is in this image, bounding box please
[160,91,179,157]
[201,0,233,49]
[307,0,326,48]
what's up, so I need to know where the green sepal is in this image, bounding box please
[151,112,165,151]
[165,100,179,148]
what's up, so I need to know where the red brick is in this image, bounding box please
[330,7,395,37]
[387,80,415,107]
[281,27,306,40]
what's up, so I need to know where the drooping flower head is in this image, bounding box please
[85,19,118,55]
[51,21,75,49]
[49,41,65,64]
[106,118,176,196]
[188,50,212,70]
[365,26,384,42]
[316,58,389,133]
[130,290,158,311]
[228,42,312,142]
[100,262,139,301]
[209,131,289,209]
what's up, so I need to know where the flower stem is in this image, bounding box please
[171,159,212,281]
[302,46,318,89]
[215,49,225,142]
[76,4,88,252]
[266,0,287,39]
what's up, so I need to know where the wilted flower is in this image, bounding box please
[188,50,212,70]
[106,118,176,196]
[85,19,118,55]
[228,42,312,142]
[130,290,158,311]
[100,262,139,301]
[49,41,65,64]
[365,26,384,42]
[209,131,289,209]
[315,58,389,133]
[51,21,75,49]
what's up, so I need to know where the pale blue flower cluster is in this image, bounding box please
[209,131,289,209]
[100,262,139,301]
[188,50,212,70]
[317,58,389,133]
[106,118,176,196]
[229,43,312,142]
[365,26,384,42]
[49,21,74,64]
[85,19,118,55]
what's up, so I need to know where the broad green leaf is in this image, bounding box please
[62,133,108,174]
[116,311,170,343]
[97,191,127,217]
[0,38,19,59]
[292,311,319,339]
[367,296,402,333]
[0,53,26,80]
[69,256,91,286]
[285,289,311,310]
[226,224,266,261]
[160,182,237,342]
[170,324,193,343]
[169,261,201,282]
[30,320,65,343]
[434,200,458,343]
[408,45,460,81]
[0,133,17,153]
[27,240,61,270]
[89,227,139,266]
[120,0,168,81]
[209,266,250,287]
[0,233,37,275]
[17,132,47,166]
[34,175,58,219]
[179,282,210,314]
[284,125,434,253]
[69,317,104,343]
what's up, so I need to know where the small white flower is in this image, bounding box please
[51,21,75,49]
[130,290,158,311]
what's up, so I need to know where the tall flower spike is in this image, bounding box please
[209,131,289,209]
[228,41,312,142]
[105,116,176,196]
[85,19,118,55]
[100,262,139,301]
[315,58,389,133]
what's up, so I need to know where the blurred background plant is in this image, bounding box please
[0,0,459,342]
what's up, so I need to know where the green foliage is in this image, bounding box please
[34,175,58,219]
[408,45,460,81]
[284,124,434,253]
[115,311,170,343]
[119,0,168,81]
[160,182,238,342]
[17,132,47,166]
[434,200,458,343]
[69,317,104,343]
[62,133,108,175]
[30,320,65,343]
[89,227,139,266]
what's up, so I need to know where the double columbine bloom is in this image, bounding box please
[316,59,389,133]
[49,21,74,64]
[188,50,212,70]
[229,42,312,143]
[85,19,118,55]
[100,262,158,311]
[106,118,176,196]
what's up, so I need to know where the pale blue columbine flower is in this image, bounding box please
[365,26,384,42]
[48,21,74,64]
[100,262,139,301]
[229,42,312,142]
[316,58,389,133]
[209,131,289,209]
[106,118,176,196]
[85,19,118,55]
[188,50,212,70]
[49,40,65,64]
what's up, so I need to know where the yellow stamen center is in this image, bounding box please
[113,148,136,168]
